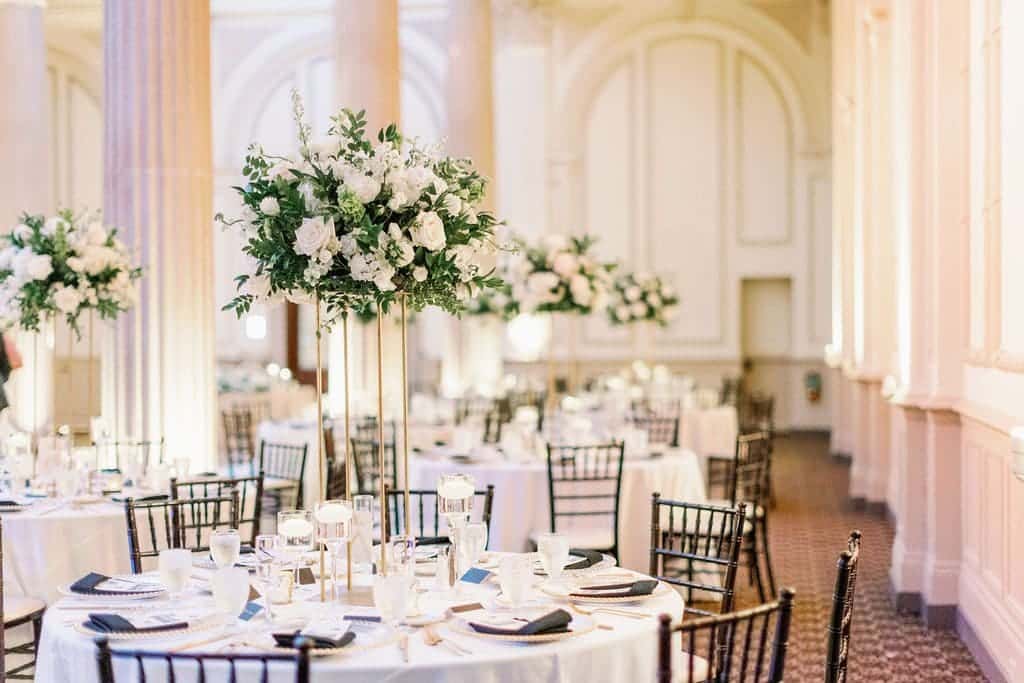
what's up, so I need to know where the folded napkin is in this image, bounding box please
[85,613,187,634]
[110,493,168,503]
[69,572,161,596]
[0,499,23,507]
[271,630,356,650]
[565,549,603,571]
[469,609,572,636]
[570,579,658,599]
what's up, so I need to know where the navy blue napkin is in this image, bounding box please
[271,630,356,649]
[570,579,658,599]
[85,613,187,634]
[565,549,603,570]
[469,608,572,636]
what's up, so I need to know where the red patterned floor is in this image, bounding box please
[729,432,987,681]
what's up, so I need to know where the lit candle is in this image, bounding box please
[439,479,475,500]
[280,518,314,537]
[316,503,352,524]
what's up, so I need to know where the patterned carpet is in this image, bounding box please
[729,432,987,681]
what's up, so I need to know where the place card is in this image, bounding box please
[239,601,263,621]
[460,568,492,584]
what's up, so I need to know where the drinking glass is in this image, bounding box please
[211,567,251,618]
[536,532,571,583]
[458,522,488,566]
[389,535,416,577]
[315,499,353,596]
[210,528,241,569]
[255,534,281,621]
[352,495,374,573]
[158,548,192,597]
[498,555,533,609]
[277,509,314,583]
[372,573,411,629]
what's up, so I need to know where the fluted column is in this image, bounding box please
[103,0,216,467]
[0,0,54,435]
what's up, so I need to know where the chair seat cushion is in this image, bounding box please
[673,650,712,682]
[706,498,763,520]
[529,527,614,552]
[4,596,45,624]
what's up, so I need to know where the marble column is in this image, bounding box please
[443,0,500,395]
[0,0,54,436]
[103,0,216,468]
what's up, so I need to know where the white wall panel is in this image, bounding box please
[738,55,791,245]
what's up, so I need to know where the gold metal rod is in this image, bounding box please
[343,312,352,591]
[376,306,387,575]
[314,294,326,602]
[400,294,411,538]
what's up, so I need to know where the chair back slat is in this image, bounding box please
[657,588,795,683]
[384,487,495,545]
[649,494,746,617]
[349,417,397,495]
[221,407,258,475]
[546,443,625,558]
[257,441,308,508]
[627,414,680,447]
[95,637,311,683]
[825,530,862,682]
[170,473,264,546]
[124,493,239,573]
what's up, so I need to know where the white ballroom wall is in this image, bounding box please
[37,0,833,430]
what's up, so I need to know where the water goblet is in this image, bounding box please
[498,554,534,610]
[372,572,411,630]
[158,548,192,598]
[390,535,416,577]
[210,528,241,569]
[536,532,571,585]
[211,567,251,620]
[255,534,281,621]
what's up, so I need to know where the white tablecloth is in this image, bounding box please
[37,560,684,683]
[678,405,737,458]
[2,501,130,603]
[409,449,706,573]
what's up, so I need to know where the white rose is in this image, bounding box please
[344,172,381,204]
[631,302,648,317]
[85,221,107,246]
[244,273,272,299]
[373,261,397,292]
[267,161,296,182]
[388,191,409,212]
[410,211,446,251]
[648,293,662,308]
[25,254,53,281]
[67,256,85,272]
[293,216,334,257]
[569,274,593,307]
[615,305,631,321]
[661,284,675,299]
[413,266,428,282]
[259,197,280,216]
[527,272,560,296]
[52,285,83,314]
[395,239,415,267]
[442,193,463,217]
[625,286,642,302]
[338,234,358,258]
[551,252,578,278]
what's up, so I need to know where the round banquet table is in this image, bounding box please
[2,500,130,603]
[36,559,684,683]
[409,448,706,573]
[678,405,738,459]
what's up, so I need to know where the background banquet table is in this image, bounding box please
[36,561,684,683]
[409,449,706,572]
[678,405,737,459]
[2,500,129,602]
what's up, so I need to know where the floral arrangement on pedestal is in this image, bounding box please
[607,272,679,326]
[222,92,503,322]
[0,209,142,335]
[508,234,614,315]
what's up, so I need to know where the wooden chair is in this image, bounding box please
[324,422,350,500]
[257,440,308,510]
[723,434,776,601]
[542,442,625,559]
[350,423,397,496]
[1,519,46,680]
[657,588,796,683]
[825,530,862,683]
[627,414,680,447]
[222,406,257,476]
[123,492,239,573]
[504,388,547,431]
[719,376,745,408]
[649,495,746,617]
[96,636,311,683]
[100,439,166,481]
[384,486,495,546]
[169,473,264,547]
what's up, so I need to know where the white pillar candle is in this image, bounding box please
[280,518,314,537]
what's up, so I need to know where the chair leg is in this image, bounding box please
[749,548,766,602]
[759,519,777,596]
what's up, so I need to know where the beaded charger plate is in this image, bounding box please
[450,614,597,644]
[74,616,220,641]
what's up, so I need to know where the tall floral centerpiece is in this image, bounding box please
[0,209,142,461]
[607,272,679,327]
[223,94,504,580]
[508,234,614,397]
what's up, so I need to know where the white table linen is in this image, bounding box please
[678,405,737,458]
[37,561,683,683]
[2,501,130,602]
[409,449,706,572]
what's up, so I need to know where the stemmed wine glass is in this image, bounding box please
[277,509,314,587]
[255,534,281,623]
[315,499,353,599]
[536,532,571,585]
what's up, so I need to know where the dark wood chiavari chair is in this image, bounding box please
[169,473,264,547]
[719,376,745,408]
[739,392,777,506]
[628,414,681,447]
[384,486,495,546]
[350,419,397,495]
[657,588,796,683]
[95,636,311,683]
[257,440,308,511]
[631,397,682,417]
[724,433,775,601]
[825,530,862,683]
[649,495,746,617]
[123,492,239,574]
[504,388,547,431]
[221,406,257,476]
[543,442,625,559]
[100,438,166,476]
[324,422,349,500]
[1,519,45,680]
[454,396,502,426]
